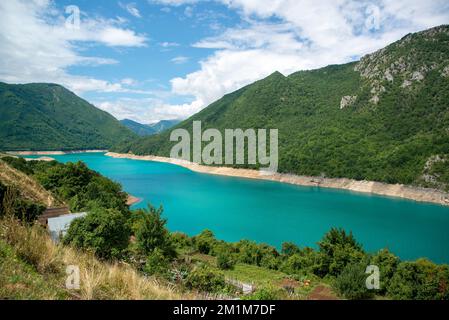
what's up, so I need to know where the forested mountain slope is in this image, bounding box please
[0,83,136,151]
[112,25,449,190]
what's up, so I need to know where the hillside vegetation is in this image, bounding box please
[1,157,448,300]
[0,83,136,151]
[0,160,59,207]
[113,25,449,191]
[121,119,181,136]
[0,216,184,300]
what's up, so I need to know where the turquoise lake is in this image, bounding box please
[34,152,449,264]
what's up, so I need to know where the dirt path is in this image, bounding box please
[308,286,339,300]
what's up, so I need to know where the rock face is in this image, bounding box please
[421,155,448,189]
[354,25,449,104]
[340,96,357,109]
[442,66,449,77]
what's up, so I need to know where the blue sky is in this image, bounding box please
[1,0,449,123]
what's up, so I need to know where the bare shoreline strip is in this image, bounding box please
[7,150,108,156]
[106,152,449,207]
[126,195,142,206]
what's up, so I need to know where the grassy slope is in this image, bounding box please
[0,160,61,207]
[113,26,449,190]
[0,83,136,151]
[0,217,188,300]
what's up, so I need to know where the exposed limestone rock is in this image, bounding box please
[340,96,357,109]
[442,66,449,78]
[401,80,412,88]
[421,155,448,188]
[384,70,394,82]
[354,26,449,104]
[370,95,380,104]
[412,71,424,81]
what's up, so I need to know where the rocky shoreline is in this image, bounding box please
[106,152,449,207]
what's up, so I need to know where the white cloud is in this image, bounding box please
[184,6,194,17]
[149,0,199,6]
[0,0,147,94]
[166,0,449,116]
[121,78,138,86]
[160,41,180,47]
[95,98,201,123]
[119,2,142,18]
[171,56,190,64]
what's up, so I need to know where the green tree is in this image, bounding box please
[317,228,365,276]
[216,251,235,270]
[334,263,374,300]
[281,247,319,275]
[194,230,216,255]
[281,242,300,257]
[370,249,400,294]
[185,264,227,293]
[134,205,176,258]
[63,206,131,260]
[144,248,171,277]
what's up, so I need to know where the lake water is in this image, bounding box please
[34,153,449,264]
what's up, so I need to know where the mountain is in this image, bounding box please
[112,25,449,191]
[120,119,157,136]
[149,120,181,134]
[0,83,136,151]
[120,119,180,136]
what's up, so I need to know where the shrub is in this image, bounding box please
[134,205,176,259]
[281,247,319,275]
[370,249,400,294]
[317,228,365,276]
[334,263,374,300]
[0,185,44,222]
[63,206,131,260]
[242,286,281,300]
[387,259,449,300]
[194,230,216,254]
[171,232,193,249]
[13,199,45,223]
[234,240,279,268]
[144,248,171,277]
[185,264,227,293]
[216,251,235,270]
[281,242,300,257]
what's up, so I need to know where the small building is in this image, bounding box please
[47,212,87,242]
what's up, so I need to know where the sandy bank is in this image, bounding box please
[24,157,55,162]
[127,195,142,206]
[106,152,449,207]
[8,150,107,156]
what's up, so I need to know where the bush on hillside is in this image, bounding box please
[280,247,319,275]
[144,248,171,277]
[334,263,374,300]
[194,229,217,255]
[216,251,235,270]
[387,259,449,300]
[317,228,365,276]
[63,206,131,260]
[0,184,45,222]
[185,264,227,293]
[134,205,176,259]
[370,249,400,294]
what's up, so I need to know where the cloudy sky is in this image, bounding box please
[1,0,448,123]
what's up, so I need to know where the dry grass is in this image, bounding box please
[0,216,194,300]
[0,161,60,207]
